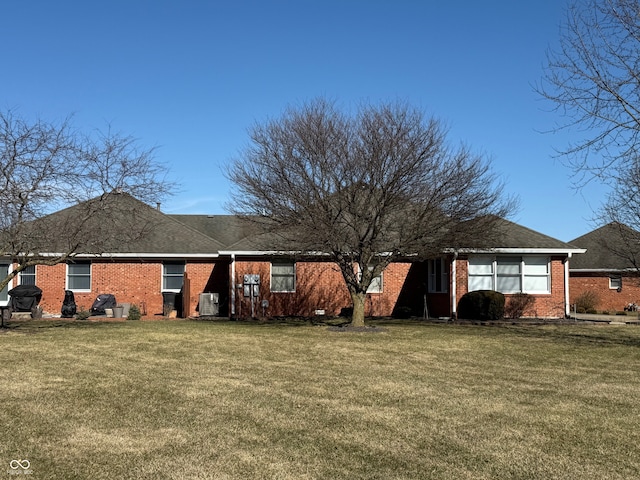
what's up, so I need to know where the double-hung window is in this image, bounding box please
[468,256,550,294]
[468,256,494,291]
[163,262,185,292]
[67,261,91,291]
[428,258,449,293]
[19,265,36,286]
[271,261,295,292]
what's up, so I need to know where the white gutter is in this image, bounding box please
[570,268,636,272]
[564,253,571,317]
[451,251,458,318]
[447,248,586,255]
[36,253,220,259]
[230,253,236,317]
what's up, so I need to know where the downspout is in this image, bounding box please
[564,253,572,318]
[451,251,458,319]
[230,253,236,318]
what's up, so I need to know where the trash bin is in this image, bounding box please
[113,306,124,318]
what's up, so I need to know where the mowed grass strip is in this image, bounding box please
[1,320,639,479]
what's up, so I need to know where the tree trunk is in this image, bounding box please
[350,291,366,327]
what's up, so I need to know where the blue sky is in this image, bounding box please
[1,1,606,242]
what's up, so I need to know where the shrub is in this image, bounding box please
[504,293,535,319]
[457,290,505,320]
[127,304,142,321]
[574,291,599,313]
[76,309,91,321]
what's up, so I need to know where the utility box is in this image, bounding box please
[199,293,219,316]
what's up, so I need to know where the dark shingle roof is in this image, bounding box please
[173,214,582,253]
[169,215,264,250]
[569,222,640,271]
[40,195,583,257]
[41,193,224,255]
[466,217,582,251]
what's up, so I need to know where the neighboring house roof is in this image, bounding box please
[569,222,640,271]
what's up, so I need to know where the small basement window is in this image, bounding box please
[609,276,622,290]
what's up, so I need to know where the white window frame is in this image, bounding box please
[270,261,296,293]
[609,276,622,290]
[67,261,92,292]
[468,256,550,294]
[0,263,12,305]
[428,258,449,293]
[162,262,185,293]
[19,265,36,286]
[356,265,383,294]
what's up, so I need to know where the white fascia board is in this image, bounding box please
[570,268,638,273]
[219,250,330,257]
[37,252,219,259]
[449,248,586,255]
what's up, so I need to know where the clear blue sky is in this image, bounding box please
[1,0,605,242]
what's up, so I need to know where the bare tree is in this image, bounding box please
[538,0,640,185]
[595,159,640,268]
[227,99,516,326]
[539,0,640,262]
[0,109,175,304]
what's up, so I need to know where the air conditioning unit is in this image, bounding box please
[199,293,219,316]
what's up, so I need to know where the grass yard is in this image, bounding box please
[1,319,639,479]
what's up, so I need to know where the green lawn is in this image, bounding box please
[1,319,639,479]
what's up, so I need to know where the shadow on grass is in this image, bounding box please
[0,318,130,334]
[4,316,640,348]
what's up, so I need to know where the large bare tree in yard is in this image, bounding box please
[0,109,174,306]
[539,0,640,260]
[227,99,515,327]
[539,0,640,180]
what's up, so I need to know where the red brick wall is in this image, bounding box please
[454,256,567,319]
[232,259,414,318]
[570,273,640,312]
[33,259,224,317]
[28,255,570,319]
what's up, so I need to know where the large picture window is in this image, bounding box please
[67,262,91,291]
[271,261,295,292]
[468,256,550,294]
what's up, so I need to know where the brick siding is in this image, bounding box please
[570,273,640,312]
[455,256,567,319]
[32,259,225,317]
[23,254,570,319]
[232,259,414,317]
